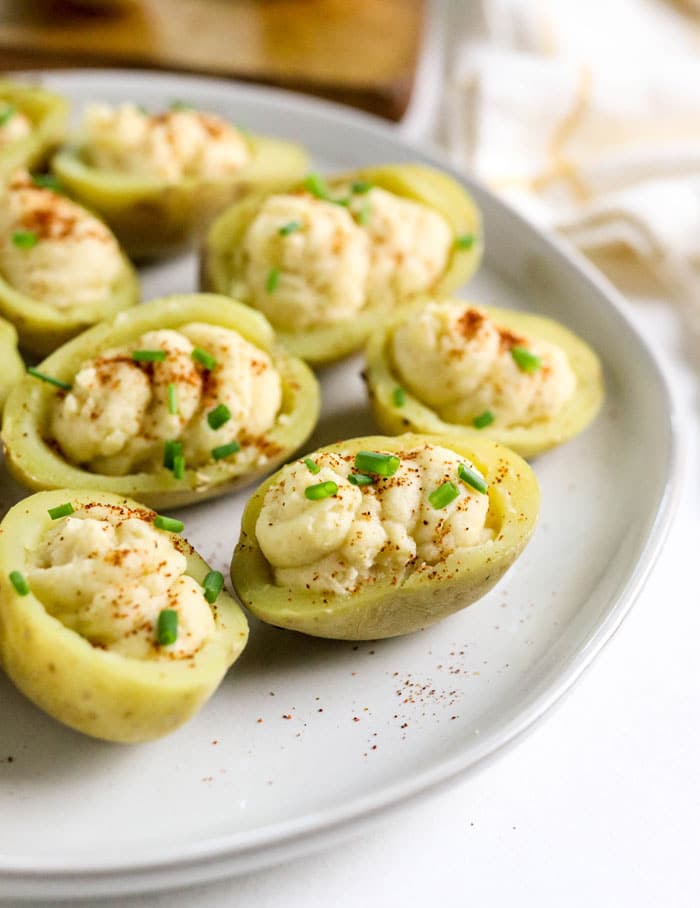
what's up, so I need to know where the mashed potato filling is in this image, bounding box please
[0,105,32,147]
[238,184,452,331]
[83,103,250,181]
[51,323,281,475]
[392,302,577,428]
[28,504,214,660]
[0,170,123,308]
[255,443,493,594]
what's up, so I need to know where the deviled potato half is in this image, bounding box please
[202,164,483,365]
[0,80,68,180]
[0,316,24,415]
[51,102,309,258]
[0,170,139,356]
[0,490,249,742]
[365,300,604,458]
[231,433,539,640]
[2,293,320,507]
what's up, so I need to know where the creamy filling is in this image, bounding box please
[51,323,282,475]
[391,302,577,428]
[255,443,494,594]
[0,170,123,309]
[236,184,453,331]
[28,503,215,660]
[83,102,250,180]
[0,104,32,147]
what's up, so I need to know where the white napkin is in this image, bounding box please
[444,0,700,308]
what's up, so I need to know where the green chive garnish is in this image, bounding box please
[132,349,167,363]
[153,515,184,533]
[48,502,74,520]
[357,202,371,226]
[32,173,62,192]
[305,480,338,500]
[455,233,475,250]
[9,570,29,596]
[12,230,38,249]
[169,99,193,111]
[303,172,330,199]
[392,386,406,407]
[167,382,178,415]
[156,608,178,646]
[266,267,280,293]
[212,441,240,460]
[473,410,494,429]
[207,403,231,430]
[0,105,16,127]
[279,220,302,236]
[429,481,460,510]
[304,457,320,474]
[163,439,182,470]
[511,346,542,373]
[27,367,71,391]
[172,454,185,480]
[458,463,488,495]
[202,570,224,604]
[192,348,217,370]
[351,180,372,194]
[354,451,400,477]
[348,473,374,486]
[333,197,351,207]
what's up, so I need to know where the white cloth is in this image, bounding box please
[444,0,700,311]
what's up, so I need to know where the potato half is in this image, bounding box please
[0,316,24,416]
[231,433,539,640]
[2,293,320,508]
[0,489,249,743]
[0,81,68,180]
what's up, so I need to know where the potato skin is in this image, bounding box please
[52,134,309,259]
[201,163,483,366]
[365,301,605,459]
[0,81,68,179]
[0,317,24,416]
[231,433,539,640]
[1,293,320,508]
[0,489,249,743]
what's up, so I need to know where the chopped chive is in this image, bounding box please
[354,451,400,477]
[27,367,71,391]
[429,481,460,510]
[32,173,62,193]
[212,440,240,460]
[392,386,406,407]
[132,349,167,363]
[305,480,338,500]
[511,346,542,373]
[172,454,185,480]
[169,99,193,111]
[9,570,30,596]
[167,382,178,415]
[304,457,320,475]
[12,230,38,249]
[473,410,494,429]
[0,105,16,127]
[163,439,182,470]
[156,608,178,646]
[279,220,302,236]
[153,514,184,533]
[357,202,371,226]
[351,180,372,194]
[192,347,217,370]
[48,502,74,520]
[207,403,231,430]
[348,472,374,486]
[202,570,224,604]
[266,266,280,293]
[332,196,350,207]
[303,172,329,199]
[458,462,488,495]
[455,233,475,250]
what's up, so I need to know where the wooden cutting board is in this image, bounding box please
[0,0,426,120]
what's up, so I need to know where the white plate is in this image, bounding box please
[0,71,680,900]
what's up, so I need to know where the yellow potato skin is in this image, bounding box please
[0,81,68,180]
[365,301,605,459]
[0,489,249,743]
[1,293,320,508]
[231,433,539,640]
[0,317,24,416]
[201,163,483,365]
[51,134,309,259]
